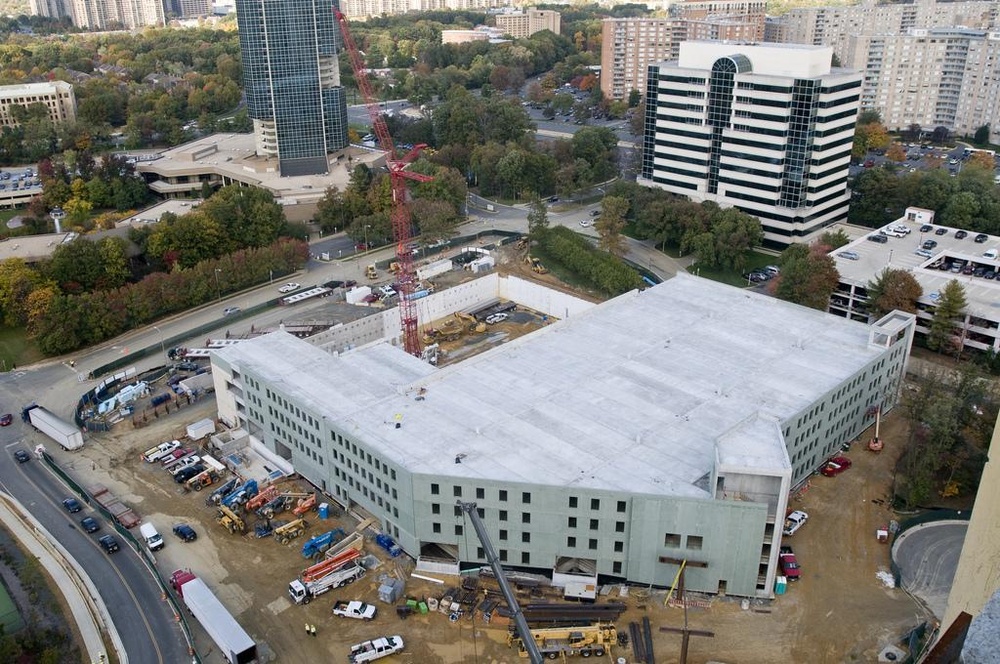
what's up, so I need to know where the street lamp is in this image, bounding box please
[151,325,166,357]
[214,268,222,302]
[364,224,371,252]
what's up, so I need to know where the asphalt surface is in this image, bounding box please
[0,428,190,663]
[892,520,968,619]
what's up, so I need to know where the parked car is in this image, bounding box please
[80,516,101,533]
[955,230,968,240]
[172,524,198,542]
[867,234,888,244]
[62,498,83,513]
[174,464,206,483]
[975,234,989,244]
[837,251,860,261]
[783,510,808,536]
[919,224,934,233]
[174,361,201,372]
[820,456,853,477]
[590,209,600,216]
[0,413,12,426]
[14,449,30,463]
[547,196,559,203]
[935,227,948,235]
[778,546,800,581]
[98,534,120,553]
[579,219,593,228]
[278,282,300,293]
[922,240,937,250]
[222,306,241,317]
[485,313,509,325]
[915,249,933,259]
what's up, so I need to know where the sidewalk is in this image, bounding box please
[0,491,122,663]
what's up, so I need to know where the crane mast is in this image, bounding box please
[335,7,431,356]
[457,501,543,664]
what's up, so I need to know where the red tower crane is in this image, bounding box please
[335,8,431,357]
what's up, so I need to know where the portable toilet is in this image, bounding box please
[774,575,787,595]
[318,503,329,519]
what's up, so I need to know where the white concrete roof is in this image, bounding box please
[220,275,886,498]
[833,220,1000,320]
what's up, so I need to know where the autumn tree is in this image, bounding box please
[596,195,629,257]
[886,142,907,163]
[967,150,995,171]
[818,229,850,249]
[526,195,549,243]
[772,243,840,310]
[852,119,890,158]
[926,279,968,354]
[865,268,922,318]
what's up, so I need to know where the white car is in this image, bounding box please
[278,282,300,293]
[579,219,593,228]
[379,285,397,298]
[485,313,509,325]
[783,510,808,536]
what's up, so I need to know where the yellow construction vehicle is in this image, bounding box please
[510,624,617,659]
[217,505,246,534]
[274,518,308,545]
[455,311,486,334]
[525,255,548,274]
[366,264,378,279]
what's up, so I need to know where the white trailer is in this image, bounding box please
[416,258,453,280]
[177,575,258,664]
[186,418,215,441]
[25,405,83,451]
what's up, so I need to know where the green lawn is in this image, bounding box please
[0,327,44,371]
[689,251,780,288]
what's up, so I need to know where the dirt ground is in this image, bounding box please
[54,388,936,664]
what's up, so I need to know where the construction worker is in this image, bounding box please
[305,623,310,636]
[310,624,317,637]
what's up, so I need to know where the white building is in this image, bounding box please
[0,81,77,129]
[639,41,861,249]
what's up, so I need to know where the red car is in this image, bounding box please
[779,546,800,581]
[0,413,12,426]
[821,456,852,477]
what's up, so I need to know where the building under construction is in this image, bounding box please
[209,274,914,598]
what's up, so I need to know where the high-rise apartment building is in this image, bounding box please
[600,2,766,101]
[65,0,164,29]
[780,0,997,66]
[339,0,507,19]
[495,8,560,39]
[0,81,77,129]
[846,28,1000,142]
[639,42,861,248]
[235,0,349,176]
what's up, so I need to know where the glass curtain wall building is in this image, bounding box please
[639,42,861,249]
[236,0,349,176]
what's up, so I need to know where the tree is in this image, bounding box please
[926,279,968,354]
[967,151,995,171]
[627,89,641,108]
[865,268,922,318]
[315,187,346,234]
[629,101,645,135]
[818,229,850,249]
[772,243,840,310]
[886,142,907,163]
[596,195,629,256]
[526,195,549,242]
[973,124,990,146]
[852,120,890,158]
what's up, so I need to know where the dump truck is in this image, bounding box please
[288,562,365,604]
[348,636,404,663]
[333,600,376,621]
[512,624,617,659]
[217,506,246,534]
[22,404,84,451]
[170,570,258,664]
[273,518,307,544]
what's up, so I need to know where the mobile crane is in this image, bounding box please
[335,7,432,357]
[458,501,542,664]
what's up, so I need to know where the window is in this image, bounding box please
[499,529,508,541]
[613,561,622,574]
[522,552,530,565]
[665,533,681,547]
[522,512,531,524]
[432,504,440,515]
[499,510,508,522]
[569,496,578,508]
[589,539,598,550]
[590,519,599,530]
[454,486,462,497]
[431,483,439,495]
[591,498,600,510]
[455,525,463,536]
[433,523,441,533]
[454,506,463,517]
[568,517,577,528]
[522,532,531,543]
[500,549,508,562]
[615,521,625,533]
[617,501,626,513]
[522,492,531,504]
[499,490,508,502]
[687,535,704,550]
[476,487,485,499]
[477,547,484,559]
[567,536,577,547]
[614,541,624,553]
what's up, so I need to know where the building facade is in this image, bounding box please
[211,275,913,599]
[339,0,506,19]
[600,18,681,101]
[234,0,349,176]
[0,81,77,129]
[671,0,766,41]
[495,8,560,39]
[66,0,165,29]
[639,42,861,248]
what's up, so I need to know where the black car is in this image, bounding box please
[975,234,989,243]
[920,224,934,233]
[174,361,201,372]
[955,230,968,239]
[80,516,100,533]
[935,227,948,235]
[922,240,938,250]
[173,524,197,542]
[62,498,82,513]
[173,464,205,483]
[14,450,30,463]
[868,234,888,244]
[986,271,997,280]
[98,534,120,553]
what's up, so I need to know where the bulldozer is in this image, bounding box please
[217,505,246,535]
[525,255,548,274]
[274,518,308,545]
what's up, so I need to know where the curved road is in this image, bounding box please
[892,520,967,619]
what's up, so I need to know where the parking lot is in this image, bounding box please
[853,143,999,180]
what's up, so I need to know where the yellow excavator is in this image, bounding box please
[525,255,548,274]
[455,311,486,334]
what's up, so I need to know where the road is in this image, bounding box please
[0,430,190,663]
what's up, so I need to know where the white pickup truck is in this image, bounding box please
[142,440,180,463]
[332,600,376,621]
[348,636,404,663]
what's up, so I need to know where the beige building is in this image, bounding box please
[63,0,165,29]
[340,0,507,19]
[495,8,561,39]
[671,0,765,41]
[441,28,497,44]
[846,28,1000,142]
[600,18,680,101]
[0,81,76,129]
[780,0,997,66]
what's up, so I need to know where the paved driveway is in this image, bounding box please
[892,520,968,619]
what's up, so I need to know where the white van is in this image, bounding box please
[139,523,164,551]
[983,249,998,260]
